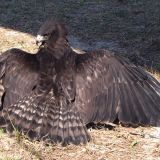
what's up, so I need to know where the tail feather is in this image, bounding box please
[0,91,90,145]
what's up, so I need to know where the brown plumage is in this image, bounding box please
[0,49,39,110]
[0,19,160,145]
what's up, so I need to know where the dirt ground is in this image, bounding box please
[0,124,160,160]
[0,0,160,160]
[1,0,160,69]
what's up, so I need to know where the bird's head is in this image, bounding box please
[36,19,68,48]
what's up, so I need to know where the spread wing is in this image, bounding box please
[75,49,160,126]
[0,48,39,108]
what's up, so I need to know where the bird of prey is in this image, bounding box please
[0,19,160,145]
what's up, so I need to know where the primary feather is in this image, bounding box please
[0,19,160,145]
[0,49,39,109]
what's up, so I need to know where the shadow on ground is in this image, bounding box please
[0,0,160,70]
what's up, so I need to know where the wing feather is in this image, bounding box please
[0,88,90,145]
[0,48,39,108]
[75,49,160,126]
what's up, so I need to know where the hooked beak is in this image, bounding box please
[36,35,48,47]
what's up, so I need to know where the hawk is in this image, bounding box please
[0,19,160,145]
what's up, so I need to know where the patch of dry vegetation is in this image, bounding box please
[0,27,38,53]
[0,126,160,160]
[148,69,160,81]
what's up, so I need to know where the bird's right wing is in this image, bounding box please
[0,48,39,108]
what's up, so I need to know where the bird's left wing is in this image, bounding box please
[75,49,160,126]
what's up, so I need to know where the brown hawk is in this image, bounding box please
[0,19,160,145]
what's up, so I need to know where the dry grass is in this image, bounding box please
[0,126,160,160]
[0,27,38,53]
[148,69,160,81]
